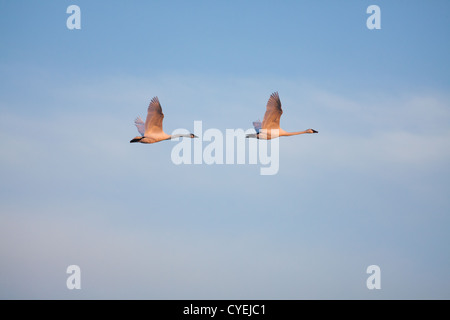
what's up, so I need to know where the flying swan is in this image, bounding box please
[246,92,318,139]
[130,96,197,144]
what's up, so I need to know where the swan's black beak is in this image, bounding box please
[130,138,140,143]
[191,134,199,138]
[312,129,318,133]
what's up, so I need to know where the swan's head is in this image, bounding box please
[306,129,318,134]
[130,136,143,143]
[190,133,198,138]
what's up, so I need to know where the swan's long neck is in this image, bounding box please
[170,134,193,139]
[281,130,309,136]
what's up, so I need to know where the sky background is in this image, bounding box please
[1,0,449,299]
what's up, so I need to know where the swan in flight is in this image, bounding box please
[130,96,198,143]
[246,92,318,139]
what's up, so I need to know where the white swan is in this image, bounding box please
[130,96,197,144]
[246,92,318,139]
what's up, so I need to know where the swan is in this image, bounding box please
[246,92,318,139]
[130,96,198,144]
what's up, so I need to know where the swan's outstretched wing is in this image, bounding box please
[144,96,164,135]
[261,92,283,130]
[134,116,145,136]
[252,119,262,133]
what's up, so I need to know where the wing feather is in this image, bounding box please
[252,119,262,133]
[134,116,145,136]
[261,92,283,130]
[145,96,164,135]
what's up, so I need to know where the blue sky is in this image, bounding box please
[1,1,449,299]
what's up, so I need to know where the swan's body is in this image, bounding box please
[130,96,197,144]
[246,92,318,139]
